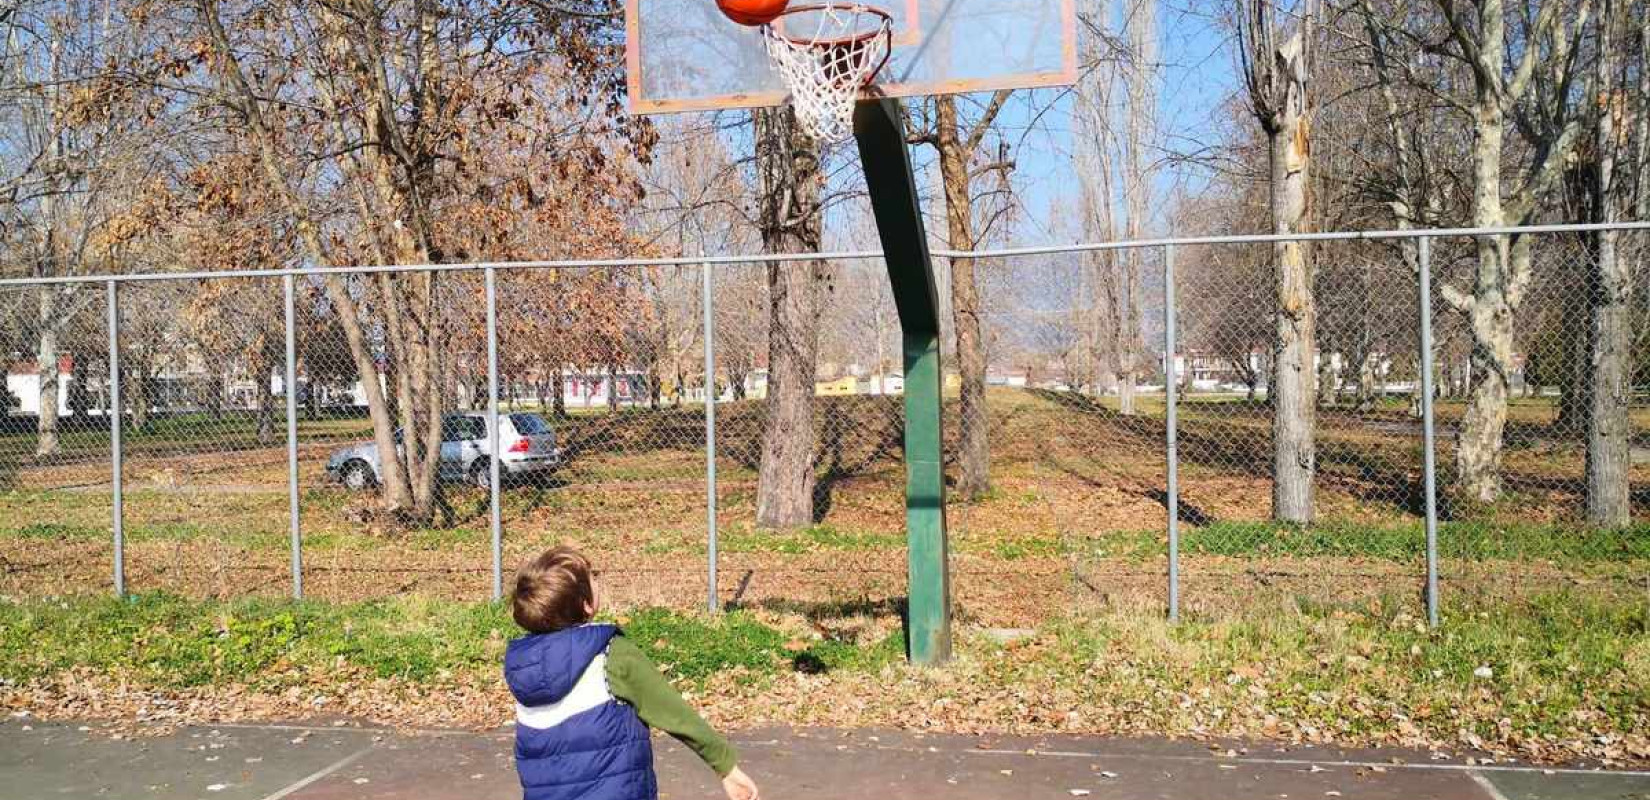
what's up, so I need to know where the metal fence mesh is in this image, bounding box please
[1,227,1646,625]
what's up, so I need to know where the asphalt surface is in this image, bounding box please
[3,718,1648,800]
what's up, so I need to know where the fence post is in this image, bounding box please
[1163,245,1180,622]
[486,266,503,602]
[107,279,124,598]
[284,274,302,599]
[703,262,719,614]
[1418,237,1441,627]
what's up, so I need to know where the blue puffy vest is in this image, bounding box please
[504,624,656,800]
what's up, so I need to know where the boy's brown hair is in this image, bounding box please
[512,546,596,633]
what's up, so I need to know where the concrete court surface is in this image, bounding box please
[3,718,1648,800]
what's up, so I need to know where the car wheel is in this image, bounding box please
[470,459,493,489]
[341,460,375,491]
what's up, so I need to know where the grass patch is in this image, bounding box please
[0,594,514,686]
[1178,520,1650,562]
[1042,591,1650,742]
[10,522,98,540]
[1064,520,1650,563]
[717,525,904,555]
[0,594,893,690]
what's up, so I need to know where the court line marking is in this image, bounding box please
[256,745,375,800]
[1469,771,1513,800]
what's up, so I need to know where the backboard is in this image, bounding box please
[625,0,1077,115]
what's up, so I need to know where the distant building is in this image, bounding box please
[815,376,857,396]
[6,356,76,416]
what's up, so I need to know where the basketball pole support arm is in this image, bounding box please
[853,97,952,666]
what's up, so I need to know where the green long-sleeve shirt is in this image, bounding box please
[604,636,737,777]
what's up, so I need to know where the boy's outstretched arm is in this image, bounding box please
[606,635,758,799]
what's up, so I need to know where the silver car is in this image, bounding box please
[325,412,563,490]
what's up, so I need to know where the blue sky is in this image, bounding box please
[982,0,1242,246]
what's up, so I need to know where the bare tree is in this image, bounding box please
[2,2,163,457]
[1582,0,1636,526]
[1429,0,1593,502]
[1239,0,1319,524]
[909,91,1014,499]
[753,106,826,528]
[1118,0,1156,415]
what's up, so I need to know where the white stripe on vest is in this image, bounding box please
[515,652,612,730]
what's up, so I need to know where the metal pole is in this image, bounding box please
[1163,245,1180,622]
[486,267,503,602]
[1419,237,1441,627]
[703,262,719,614]
[107,280,124,598]
[284,275,302,599]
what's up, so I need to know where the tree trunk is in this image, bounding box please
[128,358,149,432]
[552,368,567,419]
[935,96,991,499]
[754,106,822,529]
[1268,39,1317,525]
[1119,0,1154,417]
[1318,352,1338,408]
[1356,348,1378,413]
[1586,227,1631,526]
[1584,4,1630,527]
[34,289,60,458]
[255,350,275,445]
[1455,96,1515,502]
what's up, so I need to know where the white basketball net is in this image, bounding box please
[762,4,892,142]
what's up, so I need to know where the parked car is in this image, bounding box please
[326,412,562,490]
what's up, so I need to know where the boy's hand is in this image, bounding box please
[721,766,759,800]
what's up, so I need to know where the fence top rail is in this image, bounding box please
[1,220,1645,289]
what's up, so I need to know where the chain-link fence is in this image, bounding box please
[1,223,1646,626]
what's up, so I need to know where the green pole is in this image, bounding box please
[854,98,951,665]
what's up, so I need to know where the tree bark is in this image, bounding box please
[1584,0,1630,527]
[552,368,567,419]
[754,106,823,529]
[934,96,992,499]
[255,349,275,445]
[1455,98,1516,503]
[1269,88,1318,524]
[34,289,60,457]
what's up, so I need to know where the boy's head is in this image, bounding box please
[512,546,597,633]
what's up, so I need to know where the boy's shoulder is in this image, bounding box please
[508,622,622,651]
[503,623,625,705]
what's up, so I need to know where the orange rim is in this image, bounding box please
[768,3,892,49]
[767,3,893,86]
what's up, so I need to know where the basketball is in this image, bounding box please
[717,0,789,26]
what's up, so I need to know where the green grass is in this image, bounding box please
[717,525,905,555]
[1,412,373,459]
[0,594,898,690]
[1043,591,1650,740]
[1066,520,1650,563]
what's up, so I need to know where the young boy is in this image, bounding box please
[505,546,760,800]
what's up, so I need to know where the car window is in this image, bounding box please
[442,417,485,442]
[510,414,551,435]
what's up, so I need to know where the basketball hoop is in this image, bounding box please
[761,3,893,142]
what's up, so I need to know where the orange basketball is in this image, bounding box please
[717,0,789,26]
